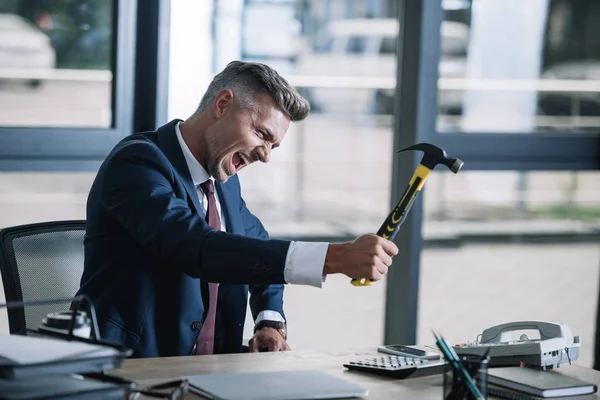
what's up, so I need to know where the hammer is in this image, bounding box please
[351,143,463,286]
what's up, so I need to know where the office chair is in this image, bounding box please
[0,220,86,335]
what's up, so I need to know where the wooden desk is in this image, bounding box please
[111,348,600,399]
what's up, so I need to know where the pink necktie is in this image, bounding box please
[195,179,221,355]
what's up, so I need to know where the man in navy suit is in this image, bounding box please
[77,61,398,358]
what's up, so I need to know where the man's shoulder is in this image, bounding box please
[115,131,158,150]
[106,132,164,163]
[106,119,180,164]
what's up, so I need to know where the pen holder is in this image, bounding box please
[443,354,489,400]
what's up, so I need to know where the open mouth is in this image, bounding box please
[231,152,251,173]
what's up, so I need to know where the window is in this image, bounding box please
[0,1,167,334]
[168,1,399,242]
[380,37,397,55]
[0,0,115,128]
[385,0,600,347]
[0,0,137,170]
[437,0,600,134]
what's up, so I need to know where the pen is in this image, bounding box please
[432,330,485,400]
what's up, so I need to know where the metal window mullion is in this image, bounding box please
[384,0,443,345]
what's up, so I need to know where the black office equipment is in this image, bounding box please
[343,354,447,379]
[378,344,441,360]
[487,367,597,398]
[443,353,490,400]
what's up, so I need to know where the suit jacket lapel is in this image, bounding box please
[156,120,203,214]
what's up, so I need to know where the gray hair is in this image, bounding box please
[197,61,310,122]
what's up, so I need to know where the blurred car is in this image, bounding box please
[0,13,56,87]
[296,18,468,115]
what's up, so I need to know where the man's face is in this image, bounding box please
[205,91,290,182]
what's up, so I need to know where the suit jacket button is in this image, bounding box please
[191,321,202,331]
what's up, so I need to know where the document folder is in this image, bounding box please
[0,334,129,380]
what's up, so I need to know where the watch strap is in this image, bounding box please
[254,320,287,340]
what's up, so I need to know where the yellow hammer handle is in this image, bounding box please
[351,164,432,286]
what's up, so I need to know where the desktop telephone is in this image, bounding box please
[453,321,581,369]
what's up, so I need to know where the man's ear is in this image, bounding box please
[213,89,234,119]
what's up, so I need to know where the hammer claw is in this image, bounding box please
[350,142,463,287]
[396,142,463,174]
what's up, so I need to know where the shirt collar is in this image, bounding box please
[174,121,211,187]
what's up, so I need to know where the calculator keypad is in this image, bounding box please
[348,355,423,369]
[344,355,446,379]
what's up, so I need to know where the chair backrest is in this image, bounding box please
[0,220,86,334]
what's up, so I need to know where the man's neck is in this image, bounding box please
[180,112,210,169]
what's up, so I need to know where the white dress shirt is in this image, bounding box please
[175,122,328,325]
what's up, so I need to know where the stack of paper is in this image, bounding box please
[0,333,121,379]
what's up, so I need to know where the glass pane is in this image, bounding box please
[0,1,114,128]
[235,4,397,238]
[240,0,397,350]
[417,171,600,367]
[0,172,95,333]
[438,0,600,133]
[168,0,398,351]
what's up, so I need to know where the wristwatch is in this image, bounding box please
[254,320,287,341]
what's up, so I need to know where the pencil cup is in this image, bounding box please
[443,354,489,400]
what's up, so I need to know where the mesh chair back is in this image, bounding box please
[0,221,86,334]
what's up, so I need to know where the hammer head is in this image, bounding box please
[396,143,463,173]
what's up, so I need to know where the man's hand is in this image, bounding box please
[323,234,398,282]
[248,328,291,352]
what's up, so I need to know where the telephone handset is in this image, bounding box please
[480,320,575,344]
[454,320,581,369]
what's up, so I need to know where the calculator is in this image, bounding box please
[343,354,447,379]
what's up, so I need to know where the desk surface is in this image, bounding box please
[111,348,600,399]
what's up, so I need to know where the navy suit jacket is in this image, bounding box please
[76,119,290,358]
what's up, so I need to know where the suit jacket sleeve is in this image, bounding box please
[101,139,290,285]
[240,197,285,321]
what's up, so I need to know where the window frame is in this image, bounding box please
[0,0,137,171]
[426,0,600,171]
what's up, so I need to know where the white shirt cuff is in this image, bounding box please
[254,310,286,325]
[283,241,328,288]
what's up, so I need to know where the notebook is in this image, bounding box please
[0,374,128,400]
[487,367,597,398]
[185,369,368,400]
